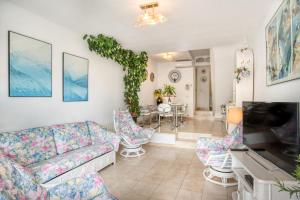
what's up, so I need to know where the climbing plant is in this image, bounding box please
[83,34,148,116]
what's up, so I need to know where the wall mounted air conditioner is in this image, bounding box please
[175,60,193,68]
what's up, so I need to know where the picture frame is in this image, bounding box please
[266,0,300,86]
[63,52,89,102]
[8,31,52,97]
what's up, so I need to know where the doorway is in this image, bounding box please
[195,66,212,111]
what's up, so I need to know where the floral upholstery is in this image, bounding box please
[86,121,121,152]
[0,150,117,200]
[196,125,242,167]
[114,110,155,145]
[52,122,92,154]
[28,144,114,184]
[0,127,57,165]
[0,122,118,200]
[0,149,47,199]
[47,173,118,200]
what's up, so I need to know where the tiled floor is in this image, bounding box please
[100,145,236,200]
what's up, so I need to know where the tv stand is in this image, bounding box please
[230,150,297,200]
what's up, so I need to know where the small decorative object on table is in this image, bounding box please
[154,89,163,105]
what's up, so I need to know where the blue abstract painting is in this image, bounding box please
[9,31,52,96]
[63,53,88,102]
[266,0,300,85]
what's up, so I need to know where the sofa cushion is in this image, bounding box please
[52,122,92,154]
[0,127,57,165]
[27,143,114,184]
[86,121,110,144]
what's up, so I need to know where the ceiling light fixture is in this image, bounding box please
[163,53,174,61]
[136,1,166,27]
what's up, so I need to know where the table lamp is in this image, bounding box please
[227,107,243,124]
[227,107,242,133]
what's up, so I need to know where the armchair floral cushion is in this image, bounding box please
[86,121,121,152]
[114,111,155,145]
[52,122,92,154]
[0,126,57,166]
[196,125,242,167]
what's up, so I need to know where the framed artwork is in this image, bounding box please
[63,53,89,102]
[266,0,300,85]
[9,31,52,97]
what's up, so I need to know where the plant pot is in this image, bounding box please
[156,97,163,105]
[131,113,138,123]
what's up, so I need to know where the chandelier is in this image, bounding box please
[136,1,167,27]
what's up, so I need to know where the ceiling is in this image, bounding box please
[8,0,276,54]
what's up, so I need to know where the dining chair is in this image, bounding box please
[157,103,174,128]
[139,106,151,127]
[148,105,159,128]
[177,104,188,123]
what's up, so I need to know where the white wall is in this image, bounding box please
[156,62,195,116]
[249,0,300,103]
[211,43,242,117]
[0,1,125,131]
[139,59,157,106]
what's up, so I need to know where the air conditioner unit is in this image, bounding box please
[175,60,193,68]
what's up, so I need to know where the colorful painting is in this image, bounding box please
[63,53,88,102]
[292,0,300,77]
[266,0,300,85]
[9,31,52,96]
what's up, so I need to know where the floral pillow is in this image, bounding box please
[0,127,57,165]
[52,122,92,154]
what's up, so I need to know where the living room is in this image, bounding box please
[1,0,300,200]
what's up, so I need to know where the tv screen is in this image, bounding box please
[243,101,300,175]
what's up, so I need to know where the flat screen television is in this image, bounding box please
[243,101,300,175]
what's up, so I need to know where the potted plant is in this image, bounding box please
[276,155,300,199]
[234,66,250,83]
[154,89,163,105]
[83,34,148,119]
[163,85,176,103]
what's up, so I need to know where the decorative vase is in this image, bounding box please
[168,96,171,103]
[156,97,163,105]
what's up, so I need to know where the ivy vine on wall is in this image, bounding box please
[83,34,148,116]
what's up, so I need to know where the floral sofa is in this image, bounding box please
[0,121,120,199]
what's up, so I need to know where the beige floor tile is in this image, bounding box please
[151,184,180,200]
[101,145,232,200]
[132,181,159,197]
[176,189,202,200]
[181,178,204,193]
[122,192,151,200]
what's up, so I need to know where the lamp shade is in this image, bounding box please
[227,107,243,124]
